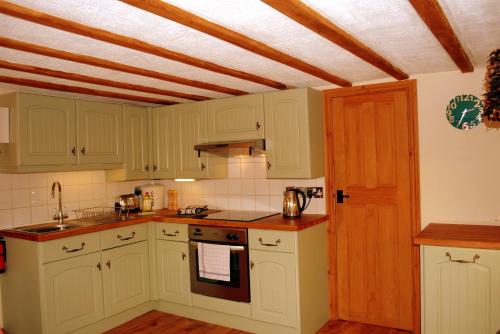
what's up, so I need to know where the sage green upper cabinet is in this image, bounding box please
[76,100,123,165]
[19,93,77,166]
[0,92,125,172]
[151,106,176,179]
[174,102,208,179]
[207,94,264,141]
[264,88,324,179]
[122,105,150,180]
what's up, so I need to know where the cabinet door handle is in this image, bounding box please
[97,262,101,271]
[182,253,187,260]
[153,164,158,171]
[446,252,480,264]
[258,237,281,247]
[256,121,261,130]
[80,147,86,155]
[62,242,85,253]
[106,260,111,268]
[201,162,206,170]
[267,161,271,170]
[145,164,150,172]
[117,231,136,241]
[250,260,254,270]
[162,229,179,237]
[71,147,76,156]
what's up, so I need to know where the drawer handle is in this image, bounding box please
[162,229,179,237]
[117,231,136,241]
[258,237,281,247]
[62,242,85,253]
[446,252,480,264]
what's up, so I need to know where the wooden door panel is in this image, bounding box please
[152,107,176,179]
[124,105,150,180]
[333,90,414,330]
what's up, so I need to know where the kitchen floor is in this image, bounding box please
[104,311,412,334]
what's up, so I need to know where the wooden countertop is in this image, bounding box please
[414,223,500,250]
[0,209,329,242]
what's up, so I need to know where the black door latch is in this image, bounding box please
[336,190,350,203]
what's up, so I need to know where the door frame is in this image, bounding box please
[322,80,421,333]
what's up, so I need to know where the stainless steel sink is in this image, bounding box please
[15,223,83,234]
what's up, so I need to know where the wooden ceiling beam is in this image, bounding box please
[0,37,246,96]
[120,0,352,87]
[409,0,474,72]
[261,0,409,80]
[0,75,177,105]
[0,59,209,101]
[0,0,285,90]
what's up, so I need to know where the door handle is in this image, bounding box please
[256,121,261,130]
[71,147,76,156]
[336,190,350,203]
[145,164,150,172]
[80,147,86,155]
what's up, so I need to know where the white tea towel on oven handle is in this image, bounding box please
[197,242,231,282]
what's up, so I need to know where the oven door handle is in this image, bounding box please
[190,241,246,252]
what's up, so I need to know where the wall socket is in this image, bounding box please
[285,186,324,198]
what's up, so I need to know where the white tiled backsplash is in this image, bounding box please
[0,157,325,229]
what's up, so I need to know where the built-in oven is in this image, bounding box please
[188,225,250,303]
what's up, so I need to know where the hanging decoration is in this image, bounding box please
[483,48,499,125]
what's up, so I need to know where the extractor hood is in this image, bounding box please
[194,139,265,157]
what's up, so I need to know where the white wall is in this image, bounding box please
[414,69,500,227]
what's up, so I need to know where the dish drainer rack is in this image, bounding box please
[73,207,120,224]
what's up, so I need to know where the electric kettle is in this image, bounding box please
[283,188,307,218]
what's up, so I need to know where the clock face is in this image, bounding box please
[446,94,483,130]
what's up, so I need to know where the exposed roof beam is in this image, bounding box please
[408,0,473,72]
[120,0,352,87]
[0,0,286,89]
[0,75,177,105]
[0,59,209,101]
[261,0,409,80]
[0,37,246,96]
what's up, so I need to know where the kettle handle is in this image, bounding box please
[294,189,307,212]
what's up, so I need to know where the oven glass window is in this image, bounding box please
[195,249,241,288]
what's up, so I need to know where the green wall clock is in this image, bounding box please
[446,94,483,130]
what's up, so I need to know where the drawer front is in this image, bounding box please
[249,229,296,254]
[42,232,101,263]
[156,222,188,242]
[101,224,148,250]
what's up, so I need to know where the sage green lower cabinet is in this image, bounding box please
[156,240,191,305]
[264,88,324,179]
[102,241,151,318]
[422,246,500,334]
[43,252,104,334]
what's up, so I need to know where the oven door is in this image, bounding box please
[189,240,250,303]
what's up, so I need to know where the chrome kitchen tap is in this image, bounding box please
[51,181,68,224]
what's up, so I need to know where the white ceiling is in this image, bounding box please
[0,0,498,106]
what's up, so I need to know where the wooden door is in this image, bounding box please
[152,106,176,179]
[76,100,124,164]
[249,249,298,327]
[328,86,417,330]
[207,94,264,141]
[42,252,104,334]
[423,246,500,334]
[102,241,150,317]
[174,102,208,179]
[19,93,77,165]
[156,240,191,305]
[123,105,150,180]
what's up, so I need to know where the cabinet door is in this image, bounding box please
[152,106,176,179]
[42,252,104,334]
[207,94,264,141]
[423,246,500,334]
[174,102,208,179]
[102,241,150,317]
[264,89,311,178]
[250,249,298,327]
[123,105,150,180]
[156,240,191,305]
[19,93,77,165]
[77,100,123,164]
